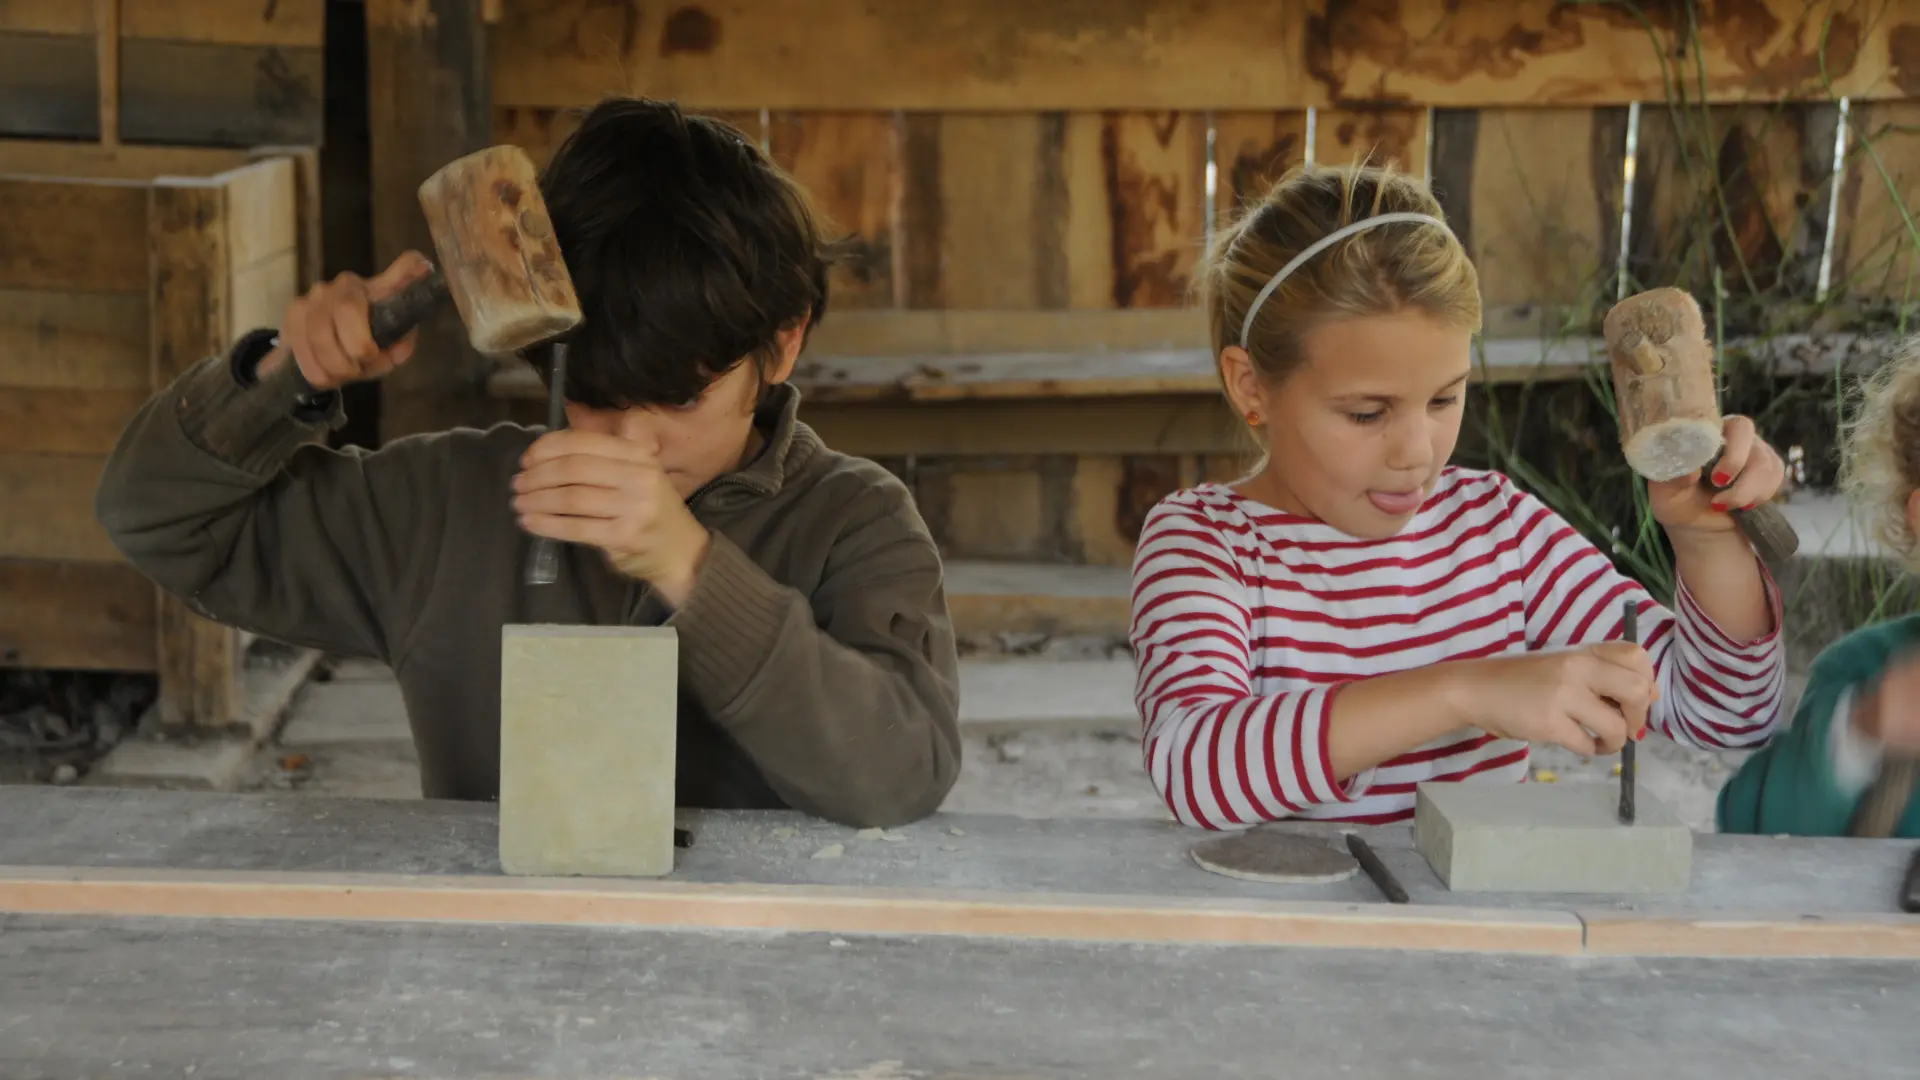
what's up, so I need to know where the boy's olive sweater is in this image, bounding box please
[95,350,962,827]
[1717,615,1920,838]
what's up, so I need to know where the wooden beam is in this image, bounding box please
[147,177,239,728]
[1578,909,1920,960]
[0,138,251,180]
[491,0,1919,112]
[0,178,149,293]
[0,866,1587,957]
[0,559,156,671]
[369,0,493,441]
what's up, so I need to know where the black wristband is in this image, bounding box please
[227,327,339,422]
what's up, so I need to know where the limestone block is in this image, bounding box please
[1414,780,1692,894]
[499,625,678,877]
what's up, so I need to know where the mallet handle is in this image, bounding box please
[368,269,451,350]
[1702,449,1801,565]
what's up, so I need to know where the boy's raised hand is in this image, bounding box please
[511,430,712,606]
[269,251,438,391]
[1855,652,1920,757]
[1464,642,1660,757]
[1645,414,1788,536]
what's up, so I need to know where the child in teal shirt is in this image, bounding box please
[1717,342,1920,838]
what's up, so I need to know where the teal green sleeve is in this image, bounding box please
[1715,676,1866,837]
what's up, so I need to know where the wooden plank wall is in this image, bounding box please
[0,1,325,146]
[0,158,300,695]
[473,0,1920,567]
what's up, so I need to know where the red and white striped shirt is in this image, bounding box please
[1129,467,1786,829]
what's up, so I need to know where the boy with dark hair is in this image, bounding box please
[94,98,962,827]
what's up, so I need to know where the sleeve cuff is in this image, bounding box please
[1674,553,1785,653]
[1314,682,1373,803]
[1826,687,1885,797]
[173,346,344,477]
[665,530,801,714]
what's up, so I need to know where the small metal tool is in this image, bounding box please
[523,341,566,586]
[1345,831,1408,904]
[1619,598,1638,825]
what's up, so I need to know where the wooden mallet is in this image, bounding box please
[361,144,584,585]
[1602,287,1799,565]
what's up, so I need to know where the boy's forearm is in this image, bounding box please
[668,534,962,827]
[1668,528,1775,642]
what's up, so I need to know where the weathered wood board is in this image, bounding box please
[3,789,1912,922]
[0,0,325,145]
[0,560,156,671]
[490,0,1920,111]
[1835,99,1920,304]
[0,788,1917,1078]
[1431,107,1629,337]
[2,913,1913,1080]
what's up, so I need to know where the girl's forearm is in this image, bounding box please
[1668,528,1774,642]
[1326,665,1476,780]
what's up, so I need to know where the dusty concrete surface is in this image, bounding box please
[239,654,1794,834]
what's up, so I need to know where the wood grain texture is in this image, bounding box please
[369,0,493,440]
[0,138,250,180]
[229,249,299,344]
[0,387,145,455]
[0,558,156,671]
[0,452,116,560]
[1434,107,1626,337]
[489,0,1919,110]
[1213,111,1310,217]
[1579,910,1920,960]
[0,288,149,390]
[0,0,324,45]
[492,0,1317,110]
[1834,99,1920,303]
[898,112,1062,310]
[0,865,1588,956]
[221,158,298,273]
[1630,104,1827,309]
[0,178,148,292]
[118,39,324,147]
[768,111,898,309]
[147,177,239,728]
[0,30,98,139]
[95,0,119,146]
[1065,111,1208,309]
[1313,106,1429,177]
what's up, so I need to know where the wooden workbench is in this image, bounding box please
[1,787,1915,1079]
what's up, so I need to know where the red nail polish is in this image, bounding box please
[1710,500,1727,512]
[1711,471,1730,486]
[1636,728,1649,741]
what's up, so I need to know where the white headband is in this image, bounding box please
[1238,212,1450,349]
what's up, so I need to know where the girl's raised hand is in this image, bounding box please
[1646,414,1788,537]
